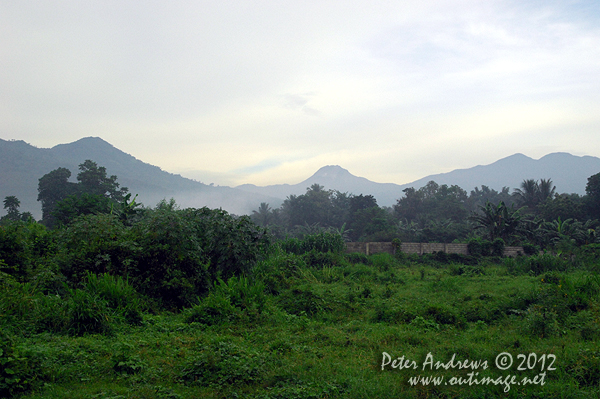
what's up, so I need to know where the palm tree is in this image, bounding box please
[537,179,556,203]
[252,202,272,227]
[512,179,540,208]
[470,201,522,241]
[3,196,20,215]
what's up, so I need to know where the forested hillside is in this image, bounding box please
[0,137,280,218]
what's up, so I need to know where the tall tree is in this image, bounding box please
[37,167,76,226]
[538,179,556,203]
[512,178,556,214]
[252,202,273,227]
[3,196,20,216]
[512,179,540,209]
[38,161,129,227]
[77,160,128,201]
[585,172,600,220]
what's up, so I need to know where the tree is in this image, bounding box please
[2,196,20,222]
[252,203,273,227]
[470,201,523,242]
[394,187,424,222]
[512,179,540,209]
[77,160,128,201]
[466,185,513,212]
[281,184,335,230]
[38,161,130,227]
[1,196,34,225]
[38,167,76,226]
[538,193,586,222]
[52,193,112,226]
[586,172,600,220]
[512,178,556,212]
[394,181,468,225]
[538,179,556,203]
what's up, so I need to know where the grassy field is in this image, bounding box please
[2,251,600,398]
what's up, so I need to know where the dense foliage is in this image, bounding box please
[0,163,599,398]
[250,176,600,248]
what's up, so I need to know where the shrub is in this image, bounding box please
[214,276,266,313]
[568,350,600,387]
[82,272,143,325]
[522,243,539,255]
[0,331,41,397]
[131,208,210,308]
[467,238,492,257]
[278,288,326,316]
[424,304,464,326]
[252,249,305,294]
[0,220,51,281]
[279,232,344,255]
[369,253,398,271]
[301,250,345,269]
[180,341,267,387]
[526,253,570,275]
[302,232,345,254]
[67,288,113,336]
[345,252,369,265]
[53,214,133,284]
[522,305,559,338]
[184,292,238,325]
[491,238,505,256]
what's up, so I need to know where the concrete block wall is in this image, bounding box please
[345,242,524,257]
[503,246,524,257]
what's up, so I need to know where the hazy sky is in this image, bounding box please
[2,1,599,187]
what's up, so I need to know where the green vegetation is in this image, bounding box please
[1,164,599,398]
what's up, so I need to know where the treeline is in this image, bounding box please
[250,175,600,249]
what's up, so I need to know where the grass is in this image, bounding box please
[3,253,600,398]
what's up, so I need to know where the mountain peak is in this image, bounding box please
[311,165,352,179]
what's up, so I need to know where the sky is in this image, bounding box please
[2,0,600,187]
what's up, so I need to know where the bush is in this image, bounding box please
[82,272,143,325]
[522,305,560,338]
[302,250,345,269]
[467,238,493,257]
[568,350,600,387]
[527,253,570,275]
[345,252,369,265]
[67,288,113,336]
[252,249,305,294]
[0,331,41,398]
[214,276,266,313]
[180,341,267,387]
[491,238,505,256]
[130,208,213,308]
[278,288,326,316]
[279,232,344,255]
[522,243,539,256]
[424,304,464,326]
[53,214,133,284]
[184,292,238,325]
[0,220,51,281]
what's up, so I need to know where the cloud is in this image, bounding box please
[1,1,600,188]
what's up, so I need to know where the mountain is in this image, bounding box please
[0,137,281,218]
[2,136,599,218]
[236,153,600,207]
[406,153,600,196]
[236,165,404,205]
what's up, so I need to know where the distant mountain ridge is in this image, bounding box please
[0,137,281,218]
[236,153,600,207]
[2,136,599,218]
